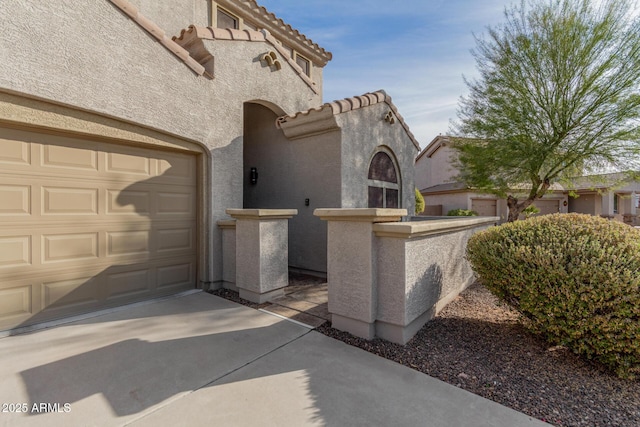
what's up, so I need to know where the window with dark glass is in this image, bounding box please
[217,8,238,29]
[367,151,399,208]
[295,54,310,76]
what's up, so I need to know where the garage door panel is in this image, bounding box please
[1,127,198,330]
[157,263,194,290]
[157,228,193,253]
[0,133,31,165]
[0,235,31,268]
[0,184,31,215]
[157,153,196,181]
[42,233,99,263]
[106,268,151,299]
[41,143,98,171]
[42,276,101,311]
[471,199,497,216]
[107,152,151,175]
[534,200,560,215]
[0,285,32,319]
[107,230,150,256]
[42,187,99,215]
[157,192,194,215]
[108,189,151,215]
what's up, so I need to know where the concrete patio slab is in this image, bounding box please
[0,292,308,427]
[0,291,548,427]
[132,331,548,427]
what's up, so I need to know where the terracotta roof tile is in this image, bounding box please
[107,0,208,78]
[216,0,332,66]
[277,91,421,151]
[173,25,319,94]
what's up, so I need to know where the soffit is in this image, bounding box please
[416,135,451,161]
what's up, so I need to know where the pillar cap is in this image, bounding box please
[314,208,407,222]
[226,209,298,220]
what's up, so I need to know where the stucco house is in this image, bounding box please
[567,172,640,224]
[416,135,640,224]
[415,135,568,221]
[0,0,419,330]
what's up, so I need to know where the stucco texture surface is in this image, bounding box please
[336,103,417,212]
[0,0,324,284]
[243,103,341,273]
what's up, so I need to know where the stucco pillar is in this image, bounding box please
[314,208,406,339]
[226,209,297,303]
[217,220,237,291]
[631,192,637,215]
[602,192,615,218]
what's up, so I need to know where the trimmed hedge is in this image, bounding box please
[415,188,425,215]
[466,213,640,379]
[447,208,478,216]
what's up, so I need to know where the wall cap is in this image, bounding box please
[373,216,499,238]
[226,209,298,219]
[314,208,407,222]
[217,219,237,229]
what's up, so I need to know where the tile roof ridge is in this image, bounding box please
[107,0,207,78]
[173,25,267,42]
[277,90,420,151]
[172,26,319,94]
[217,0,332,65]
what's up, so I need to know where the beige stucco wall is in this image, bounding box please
[336,103,418,214]
[414,152,430,191]
[423,145,458,187]
[0,0,322,285]
[128,0,211,37]
[242,103,341,273]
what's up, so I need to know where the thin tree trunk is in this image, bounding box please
[506,180,551,222]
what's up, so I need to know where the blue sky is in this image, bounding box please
[257,0,515,149]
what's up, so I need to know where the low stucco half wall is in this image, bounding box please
[373,217,498,344]
[315,209,498,344]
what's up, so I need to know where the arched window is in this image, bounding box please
[367,151,400,208]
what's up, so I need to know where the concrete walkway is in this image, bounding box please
[0,292,548,427]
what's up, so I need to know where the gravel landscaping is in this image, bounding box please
[212,281,639,426]
[318,283,640,427]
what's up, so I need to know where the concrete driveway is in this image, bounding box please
[0,291,548,426]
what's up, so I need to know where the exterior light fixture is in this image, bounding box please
[250,167,258,185]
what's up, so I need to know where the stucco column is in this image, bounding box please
[602,192,615,218]
[631,192,637,215]
[217,220,237,291]
[226,209,297,303]
[314,208,406,339]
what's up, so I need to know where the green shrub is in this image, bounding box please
[466,213,640,379]
[415,188,425,215]
[447,208,478,216]
[522,204,540,219]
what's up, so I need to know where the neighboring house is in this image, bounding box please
[0,0,418,330]
[566,172,640,224]
[415,135,568,221]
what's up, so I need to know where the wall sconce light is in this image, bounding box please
[250,167,258,185]
[305,198,310,206]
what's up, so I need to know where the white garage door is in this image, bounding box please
[471,199,497,216]
[0,127,197,330]
[534,200,560,216]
